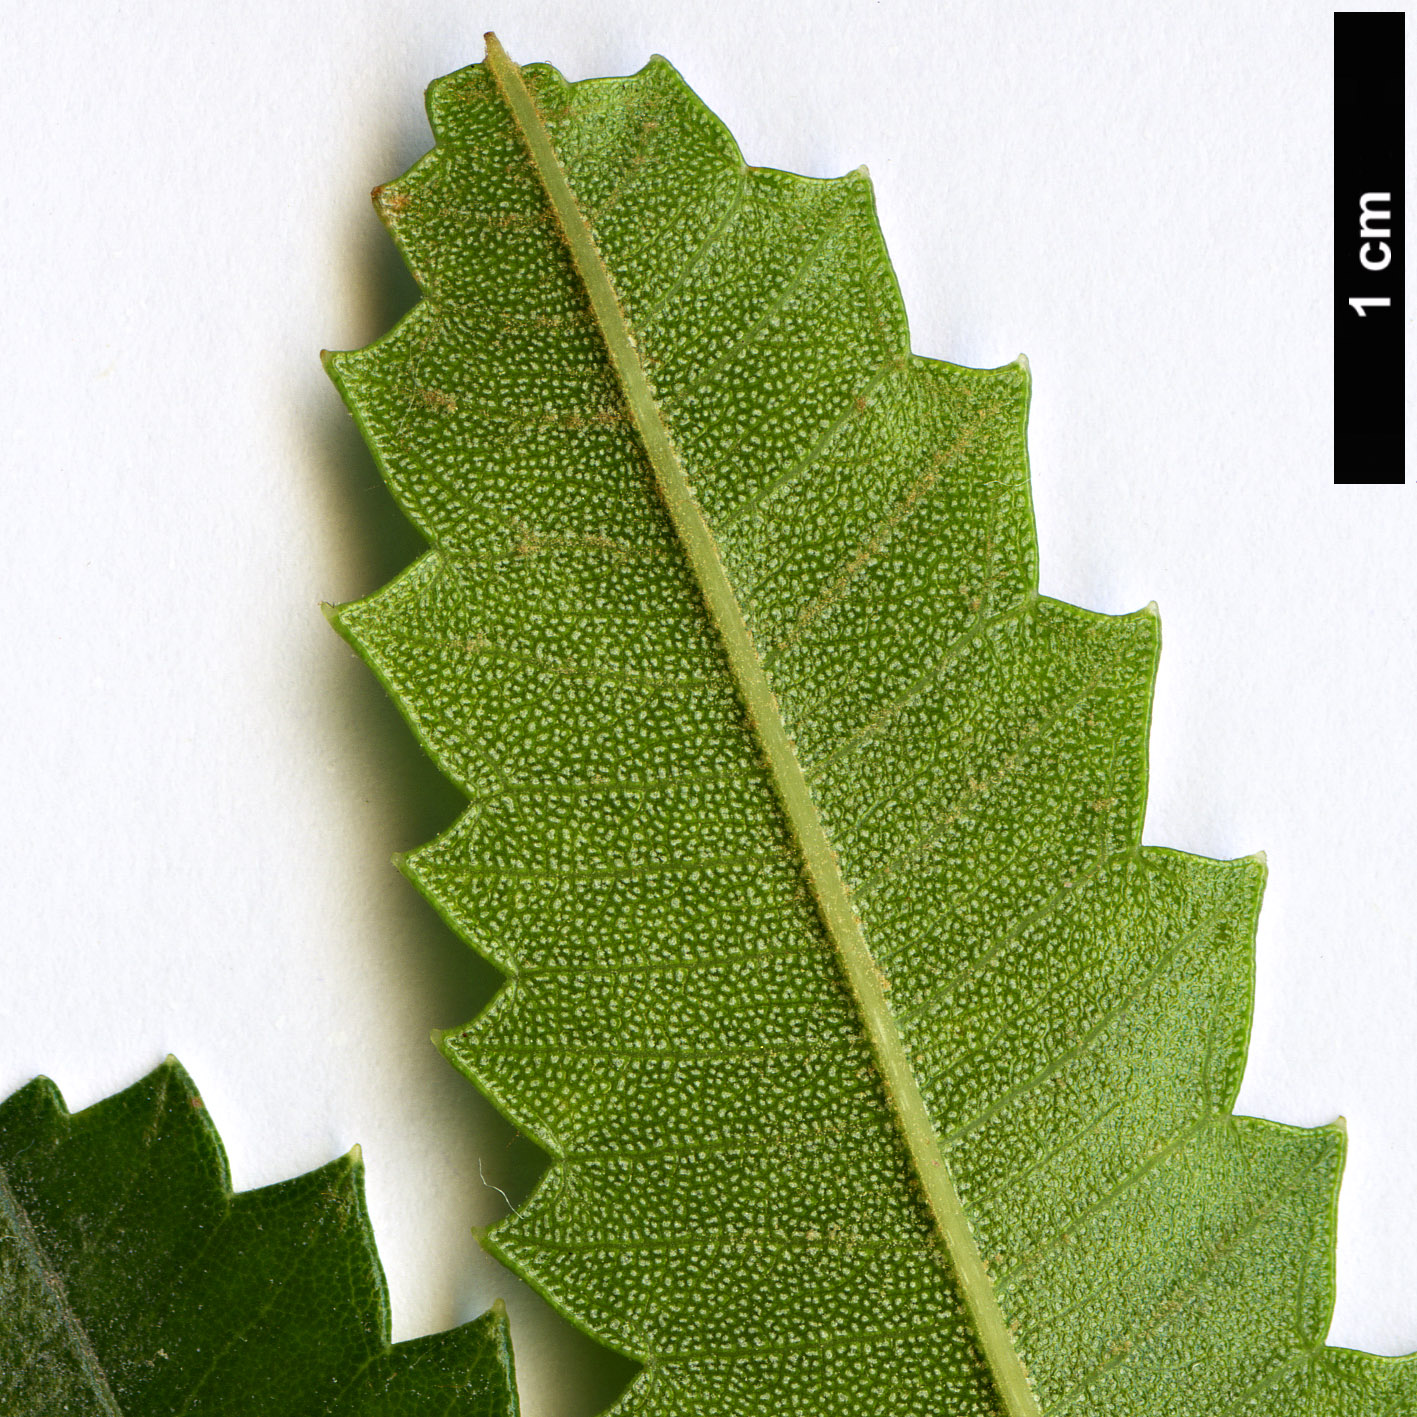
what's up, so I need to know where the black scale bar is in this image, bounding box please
[1334,12,1405,484]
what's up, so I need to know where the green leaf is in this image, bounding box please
[327,37,1416,1417]
[0,1057,519,1416]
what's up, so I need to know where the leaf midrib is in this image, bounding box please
[482,33,1042,1417]
[0,1160,122,1416]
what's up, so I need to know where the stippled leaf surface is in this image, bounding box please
[328,38,1416,1417]
[0,1058,518,1416]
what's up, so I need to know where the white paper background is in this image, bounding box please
[1,3,1411,1412]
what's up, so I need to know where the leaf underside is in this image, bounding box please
[329,43,1416,1417]
[0,1059,518,1416]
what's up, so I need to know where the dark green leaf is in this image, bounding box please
[0,1057,518,1416]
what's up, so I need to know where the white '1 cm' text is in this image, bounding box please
[1349,192,1394,315]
